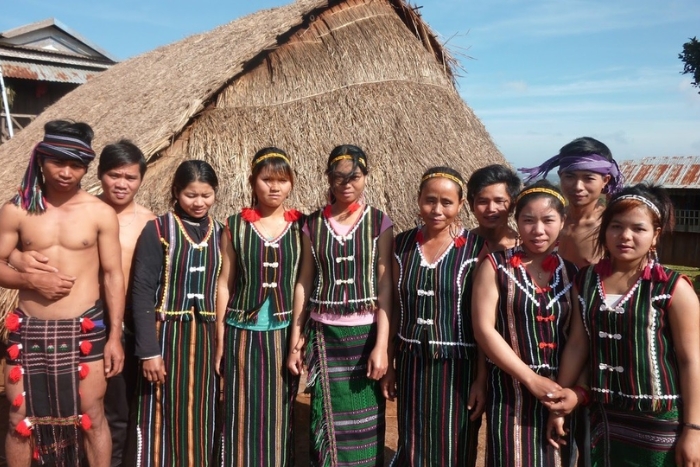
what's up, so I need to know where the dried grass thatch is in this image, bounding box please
[0,0,506,324]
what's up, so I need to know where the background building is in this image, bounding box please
[0,18,116,143]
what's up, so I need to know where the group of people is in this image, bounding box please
[0,119,698,467]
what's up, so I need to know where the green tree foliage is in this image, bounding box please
[679,37,700,93]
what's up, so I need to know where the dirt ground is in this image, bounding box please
[0,375,487,466]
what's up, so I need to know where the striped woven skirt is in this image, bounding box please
[306,319,385,467]
[590,403,679,467]
[219,325,299,467]
[390,351,481,467]
[134,319,217,467]
[486,364,569,467]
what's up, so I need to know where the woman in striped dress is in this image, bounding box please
[287,144,393,467]
[546,184,700,467]
[131,160,222,466]
[472,180,576,467]
[386,167,486,467]
[215,147,302,466]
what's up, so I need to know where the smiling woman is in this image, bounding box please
[472,180,576,467]
[130,160,222,467]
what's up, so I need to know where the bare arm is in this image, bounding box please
[367,227,393,380]
[287,233,315,375]
[668,278,700,466]
[215,227,236,376]
[97,205,125,377]
[380,255,401,400]
[0,203,75,298]
[471,258,561,400]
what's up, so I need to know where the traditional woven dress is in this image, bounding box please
[390,227,484,467]
[5,303,105,466]
[304,205,391,467]
[576,264,686,467]
[486,247,576,467]
[219,209,302,467]
[131,209,222,467]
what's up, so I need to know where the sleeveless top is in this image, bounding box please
[224,212,302,325]
[394,227,484,359]
[576,265,684,412]
[305,205,388,316]
[153,212,222,322]
[490,247,576,377]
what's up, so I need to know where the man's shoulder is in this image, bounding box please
[136,203,157,221]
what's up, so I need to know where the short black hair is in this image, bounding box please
[466,164,521,210]
[43,120,94,146]
[98,140,147,178]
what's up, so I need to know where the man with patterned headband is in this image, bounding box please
[0,120,124,467]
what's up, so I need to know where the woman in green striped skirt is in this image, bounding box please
[546,184,700,466]
[287,145,393,467]
[131,160,222,466]
[215,147,302,467]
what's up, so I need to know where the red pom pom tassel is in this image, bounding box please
[652,263,669,282]
[510,252,523,268]
[80,317,95,333]
[284,209,302,222]
[15,418,32,437]
[542,254,559,273]
[5,313,21,332]
[33,448,40,461]
[453,236,466,248]
[7,344,22,360]
[12,392,25,408]
[241,207,261,223]
[642,264,652,281]
[9,366,23,384]
[78,364,90,380]
[80,414,92,431]
[594,258,612,278]
[79,341,93,356]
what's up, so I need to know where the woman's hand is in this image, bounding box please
[542,387,579,416]
[524,374,562,403]
[380,366,397,400]
[366,345,388,380]
[676,428,700,467]
[468,375,487,421]
[287,335,306,376]
[142,357,167,384]
[546,412,569,449]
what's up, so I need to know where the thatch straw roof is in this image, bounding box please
[0,0,506,316]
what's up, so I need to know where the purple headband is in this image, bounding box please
[519,153,624,194]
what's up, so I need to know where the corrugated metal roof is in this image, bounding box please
[620,156,700,189]
[0,60,99,83]
[0,45,112,68]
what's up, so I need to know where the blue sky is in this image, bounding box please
[3,0,700,167]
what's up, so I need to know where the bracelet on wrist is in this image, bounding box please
[571,385,591,407]
[683,422,700,431]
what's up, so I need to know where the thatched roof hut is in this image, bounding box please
[0,0,505,229]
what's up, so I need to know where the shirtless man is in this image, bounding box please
[12,140,156,466]
[519,136,623,467]
[97,140,155,467]
[0,120,124,467]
